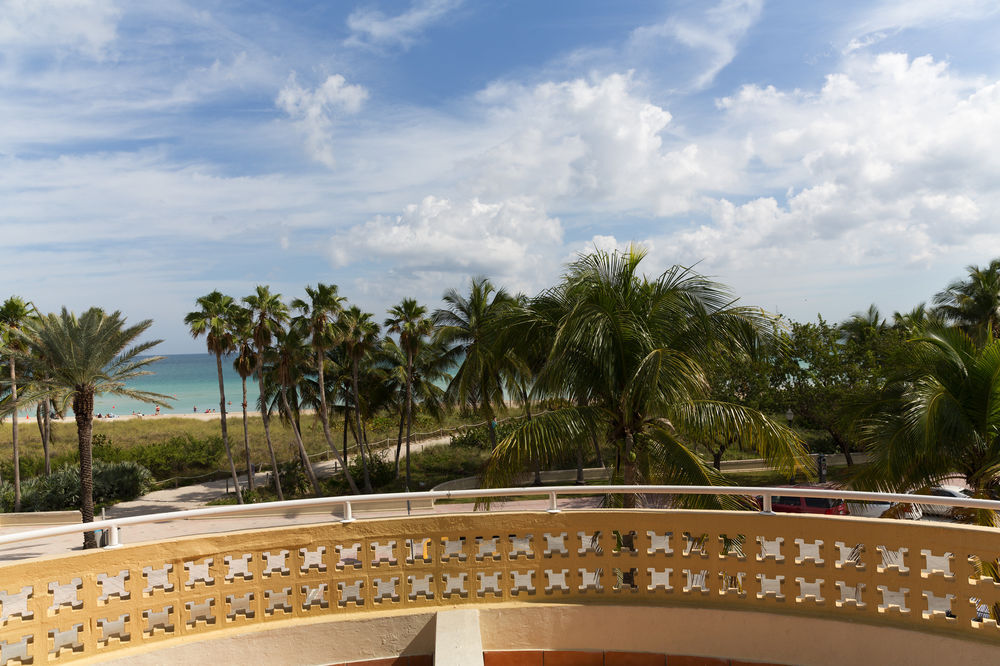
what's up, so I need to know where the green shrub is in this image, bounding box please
[348,448,395,487]
[1,460,153,512]
[449,418,523,449]
[271,460,309,496]
[93,434,223,479]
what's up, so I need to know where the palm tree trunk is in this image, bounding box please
[42,398,51,476]
[10,357,19,512]
[575,442,585,484]
[623,431,637,509]
[394,407,405,478]
[256,359,283,500]
[241,376,254,492]
[215,352,243,504]
[352,359,373,493]
[315,349,359,494]
[281,390,322,495]
[73,387,97,550]
[342,406,349,463]
[405,352,414,492]
[590,426,605,468]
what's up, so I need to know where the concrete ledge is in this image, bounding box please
[0,510,81,526]
[435,609,484,666]
[89,602,1000,666]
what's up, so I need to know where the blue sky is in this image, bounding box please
[3,0,1000,353]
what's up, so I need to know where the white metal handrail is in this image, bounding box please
[1,485,996,551]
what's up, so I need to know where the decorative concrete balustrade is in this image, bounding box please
[1,486,1000,663]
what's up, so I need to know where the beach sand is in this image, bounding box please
[52,410,275,423]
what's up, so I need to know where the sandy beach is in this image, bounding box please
[52,409,281,424]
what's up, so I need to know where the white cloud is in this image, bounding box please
[276,73,369,167]
[465,73,731,216]
[345,0,463,50]
[0,0,120,58]
[655,52,1000,282]
[329,196,563,290]
[845,0,1000,52]
[626,0,763,90]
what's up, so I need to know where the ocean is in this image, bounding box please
[88,353,262,417]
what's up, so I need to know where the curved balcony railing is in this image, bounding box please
[1,486,999,664]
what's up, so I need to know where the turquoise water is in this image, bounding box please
[89,353,261,417]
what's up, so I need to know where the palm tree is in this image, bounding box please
[482,247,808,507]
[20,308,169,548]
[840,304,888,344]
[291,284,358,494]
[433,277,515,448]
[933,259,1000,343]
[231,306,257,492]
[244,286,288,500]
[0,296,34,511]
[340,305,380,493]
[851,325,1000,525]
[185,291,243,504]
[268,323,322,495]
[385,298,433,492]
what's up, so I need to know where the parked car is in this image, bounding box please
[846,500,923,521]
[918,485,974,517]
[762,486,849,515]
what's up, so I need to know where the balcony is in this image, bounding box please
[1,486,999,665]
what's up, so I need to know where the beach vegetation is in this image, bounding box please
[243,285,289,500]
[0,295,35,510]
[292,283,359,493]
[385,298,435,492]
[481,247,811,507]
[185,291,243,503]
[18,307,169,547]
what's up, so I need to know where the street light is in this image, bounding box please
[785,409,794,427]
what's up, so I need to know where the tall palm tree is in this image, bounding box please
[340,305,380,493]
[385,298,433,492]
[483,247,808,507]
[244,286,288,500]
[268,323,323,495]
[231,306,257,492]
[185,291,243,503]
[852,325,1000,525]
[433,277,515,448]
[291,284,358,494]
[21,308,169,548]
[0,296,34,511]
[933,259,1000,343]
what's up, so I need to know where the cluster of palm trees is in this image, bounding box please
[11,249,992,547]
[841,259,1000,521]
[185,284,453,504]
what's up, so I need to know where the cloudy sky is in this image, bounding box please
[3,0,1000,353]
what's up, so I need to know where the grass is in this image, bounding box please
[0,408,499,486]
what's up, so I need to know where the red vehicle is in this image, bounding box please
[762,486,850,515]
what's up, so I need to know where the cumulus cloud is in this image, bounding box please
[659,52,1000,277]
[329,196,563,288]
[276,73,368,167]
[0,0,120,58]
[465,73,731,216]
[345,0,463,50]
